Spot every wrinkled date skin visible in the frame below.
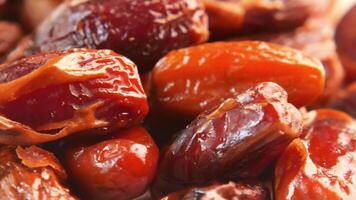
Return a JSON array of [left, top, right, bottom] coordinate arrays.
[[236, 18, 344, 106], [202, 0, 329, 38], [330, 83, 356, 119], [0, 145, 76, 199], [336, 5, 356, 83], [161, 181, 269, 200], [26, 0, 209, 72], [64, 127, 159, 200], [0, 22, 23, 61], [275, 109, 356, 200], [152, 82, 302, 196], [0, 49, 148, 145], [152, 41, 325, 120]]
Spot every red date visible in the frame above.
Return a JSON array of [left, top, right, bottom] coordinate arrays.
[[152, 82, 302, 196], [0, 145, 76, 199], [64, 127, 159, 200], [26, 0, 209, 72], [0, 49, 148, 145], [275, 109, 356, 200], [161, 181, 269, 200]]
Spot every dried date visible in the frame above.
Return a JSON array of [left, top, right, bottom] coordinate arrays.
[[0, 49, 148, 145], [152, 82, 302, 196], [26, 0, 209, 72], [275, 109, 356, 200], [64, 127, 159, 200]]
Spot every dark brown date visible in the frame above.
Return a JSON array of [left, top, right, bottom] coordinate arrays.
[[275, 109, 356, 200], [152, 82, 302, 196], [161, 182, 269, 200], [336, 5, 356, 83], [0, 145, 76, 199], [26, 0, 209, 72]]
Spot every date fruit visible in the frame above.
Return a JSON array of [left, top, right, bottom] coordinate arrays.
[[0, 49, 148, 145], [27, 0, 209, 72], [152, 82, 302, 196], [275, 109, 356, 200], [64, 127, 159, 200], [0, 145, 76, 199], [0, 21, 23, 61], [152, 41, 325, 119], [161, 181, 269, 200], [202, 0, 327, 37], [236, 18, 344, 106], [336, 5, 356, 83]]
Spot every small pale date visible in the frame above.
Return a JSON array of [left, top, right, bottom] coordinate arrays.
[[152, 82, 302, 196], [275, 109, 356, 200], [64, 127, 159, 200], [26, 0, 209, 72], [0, 145, 76, 199], [0, 49, 148, 145]]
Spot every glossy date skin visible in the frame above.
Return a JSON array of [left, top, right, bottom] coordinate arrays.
[[152, 82, 302, 196], [161, 181, 269, 200], [336, 5, 356, 83], [0, 145, 76, 199], [202, 0, 329, 38], [236, 18, 344, 106], [152, 41, 325, 120], [64, 127, 159, 200], [275, 109, 356, 200], [0, 49, 148, 145], [26, 0, 209, 72]]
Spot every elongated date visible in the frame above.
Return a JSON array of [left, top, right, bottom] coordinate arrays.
[[161, 181, 269, 200], [26, 0, 209, 72], [275, 109, 356, 200], [152, 41, 325, 119], [0, 49, 148, 145], [152, 82, 302, 196], [0, 145, 76, 199], [64, 127, 159, 200]]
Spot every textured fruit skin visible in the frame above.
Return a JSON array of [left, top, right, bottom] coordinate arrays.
[[162, 181, 269, 200], [152, 82, 302, 196], [0, 49, 148, 145], [275, 109, 356, 200], [64, 127, 159, 200], [202, 0, 328, 37], [336, 5, 356, 83], [330, 83, 356, 121], [152, 41, 325, 119], [0, 146, 76, 199], [236, 18, 344, 107], [27, 0, 209, 72]]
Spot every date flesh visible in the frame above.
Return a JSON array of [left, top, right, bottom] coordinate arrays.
[[0, 145, 76, 199], [152, 41, 325, 120], [64, 127, 159, 200], [0, 49, 148, 145], [275, 109, 356, 200], [26, 0, 209, 72], [235, 18, 344, 106], [202, 0, 326, 37], [152, 82, 302, 196], [336, 5, 356, 83], [161, 181, 269, 200]]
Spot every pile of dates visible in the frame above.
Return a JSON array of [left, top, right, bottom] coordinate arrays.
[[0, 0, 355, 200]]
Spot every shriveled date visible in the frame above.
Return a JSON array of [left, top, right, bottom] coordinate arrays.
[[27, 0, 209, 72], [161, 181, 269, 200], [152, 41, 325, 119], [152, 82, 302, 196], [0, 145, 76, 199], [64, 127, 159, 200], [275, 109, 356, 200], [0, 49, 148, 145]]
